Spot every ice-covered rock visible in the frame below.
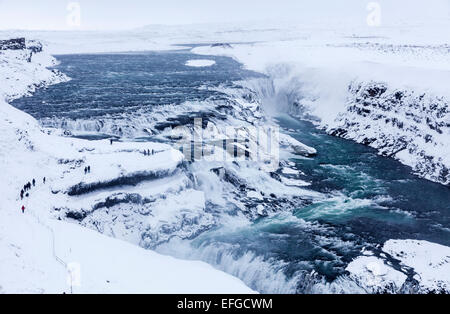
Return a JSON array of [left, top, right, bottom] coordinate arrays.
[[193, 27, 450, 187], [346, 239, 450, 294], [329, 81, 450, 186], [383, 239, 450, 293], [0, 40, 254, 293], [185, 59, 216, 67], [346, 256, 407, 293], [0, 38, 26, 50], [279, 133, 317, 157], [50, 142, 184, 195]]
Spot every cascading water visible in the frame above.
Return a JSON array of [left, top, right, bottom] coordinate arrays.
[[11, 50, 450, 294]]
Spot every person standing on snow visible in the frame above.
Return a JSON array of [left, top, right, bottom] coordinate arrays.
[[32, 179, 36, 187], [21, 205, 25, 214]]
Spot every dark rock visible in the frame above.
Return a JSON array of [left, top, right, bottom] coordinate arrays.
[[66, 210, 87, 221], [0, 38, 26, 50], [27, 40, 43, 53], [211, 43, 232, 48], [328, 81, 449, 185], [67, 167, 181, 196]]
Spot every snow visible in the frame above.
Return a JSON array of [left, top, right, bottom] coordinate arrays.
[[3, 23, 447, 186], [281, 167, 300, 175], [185, 59, 216, 67], [2, 16, 450, 293], [0, 205, 255, 294], [0, 47, 255, 294], [280, 176, 310, 187], [190, 23, 450, 185], [50, 219, 253, 294], [50, 141, 184, 194], [383, 239, 450, 293], [346, 256, 407, 293], [1, 30, 325, 293], [279, 133, 317, 157], [346, 239, 450, 293], [247, 191, 263, 200]]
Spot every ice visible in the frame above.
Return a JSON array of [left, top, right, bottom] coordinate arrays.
[[2, 14, 450, 293], [346, 239, 450, 293], [185, 59, 216, 67], [383, 239, 450, 293], [346, 256, 407, 293]]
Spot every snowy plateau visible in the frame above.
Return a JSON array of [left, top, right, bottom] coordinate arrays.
[[1, 18, 450, 294]]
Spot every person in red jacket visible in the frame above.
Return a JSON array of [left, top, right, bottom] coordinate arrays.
[[21, 205, 25, 213]]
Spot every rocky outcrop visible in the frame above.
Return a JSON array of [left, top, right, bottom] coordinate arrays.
[[67, 167, 181, 196], [345, 239, 450, 294], [211, 43, 232, 49], [26, 40, 43, 54], [328, 81, 449, 186], [245, 69, 449, 186], [0, 38, 26, 50], [0, 38, 44, 63]]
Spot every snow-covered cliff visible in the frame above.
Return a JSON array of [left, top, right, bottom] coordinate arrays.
[[329, 81, 449, 185], [345, 240, 450, 294], [193, 25, 450, 186]]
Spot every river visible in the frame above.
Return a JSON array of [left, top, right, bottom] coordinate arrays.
[[11, 50, 450, 293]]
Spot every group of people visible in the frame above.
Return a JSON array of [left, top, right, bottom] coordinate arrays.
[[143, 149, 155, 156], [84, 166, 91, 175], [20, 177, 46, 213], [20, 178, 45, 200]]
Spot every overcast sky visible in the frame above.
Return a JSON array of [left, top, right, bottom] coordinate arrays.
[[0, 0, 449, 30]]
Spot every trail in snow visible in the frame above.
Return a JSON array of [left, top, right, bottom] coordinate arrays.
[[23, 182, 73, 293]]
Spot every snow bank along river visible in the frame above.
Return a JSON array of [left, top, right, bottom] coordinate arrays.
[[10, 48, 450, 294]]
